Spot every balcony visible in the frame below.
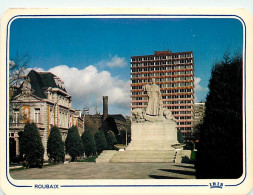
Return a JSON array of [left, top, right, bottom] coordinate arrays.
[[9, 123, 45, 130]]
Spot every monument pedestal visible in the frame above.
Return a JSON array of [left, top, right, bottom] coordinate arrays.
[[108, 121, 179, 163], [126, 121, 178, 151]]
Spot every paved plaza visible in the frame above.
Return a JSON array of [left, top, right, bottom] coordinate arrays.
[[10, 162, 195, 179]]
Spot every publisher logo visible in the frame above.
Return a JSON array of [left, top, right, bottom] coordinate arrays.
[[209, 182, 223, 189]]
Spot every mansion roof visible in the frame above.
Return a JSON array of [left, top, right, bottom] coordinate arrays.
[[12, 70, 67, 99]]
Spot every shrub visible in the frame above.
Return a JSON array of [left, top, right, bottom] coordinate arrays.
[[177, 130, 184, 144], [116, 130, 126, 145], [79, 155, 98, 162], [65, 126, 83, 161], [9, 138, 17, 163], [47, 126, 65, 164], [20, 122, 44, 168], [94, 131, 107, 154], [191, 151, 196, 162], [106, 130, 117, 150], [81, 130, 97, 157]]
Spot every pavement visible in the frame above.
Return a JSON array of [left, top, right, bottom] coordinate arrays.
[[10, 162, 195, 179]]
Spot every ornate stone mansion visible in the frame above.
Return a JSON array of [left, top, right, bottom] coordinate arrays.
[[9, 70, 84, 158]]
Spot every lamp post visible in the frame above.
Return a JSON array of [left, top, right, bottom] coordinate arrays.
[[125, 129, 127, 145]]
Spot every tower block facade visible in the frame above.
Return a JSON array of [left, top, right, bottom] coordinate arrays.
[[130, 50, 195, 138]]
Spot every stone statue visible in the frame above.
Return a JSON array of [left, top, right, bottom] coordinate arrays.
[[131, 78, 177, 123], [144, 78, 162, 116], [131, 108, 145, 123], [162, 108, 178, 122]]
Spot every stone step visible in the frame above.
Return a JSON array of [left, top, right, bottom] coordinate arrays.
[[102, 150, 118, 153], [115, 150, 176, 153], [96, 150, 117, 163], [112, 155, 176, 159], [126, 141, 177, 151], [115, 152, 168, 155], [110, 150, 176, 163], [110, 158, 175, 163], [112, 151, 175, 157], [99, 153, 117, 156], [111, 157, 175, 161]]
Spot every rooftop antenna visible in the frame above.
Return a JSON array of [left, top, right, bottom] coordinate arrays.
[[83, 106, 89, 115]]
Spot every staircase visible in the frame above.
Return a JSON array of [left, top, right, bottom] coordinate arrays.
[[95, 150, 117, 163], [110, 150, 177, 163]]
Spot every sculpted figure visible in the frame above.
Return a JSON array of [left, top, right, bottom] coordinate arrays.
[[163, 108, 178, 122], [132, 78, 176, 123], [144, 78, 162, 116], [131, 108, 145, 122]]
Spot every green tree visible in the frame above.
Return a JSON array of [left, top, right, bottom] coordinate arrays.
[[94, 131, 107, 154], [81, 130, 97, 157], [47, 126, 65, 164], [192, 124, 201, 140], [106, 130, 117, 150], [177, 130, 184, 144], [20, 122, 44, 168], [196, 53, 242, 179], [65, 126, 83, 161]]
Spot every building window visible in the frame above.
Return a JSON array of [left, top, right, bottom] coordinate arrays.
[[59, 111, 62, 126], [50, 107, 54, 125], [34, 108, 40, 123], [13, 109, 19, 123]]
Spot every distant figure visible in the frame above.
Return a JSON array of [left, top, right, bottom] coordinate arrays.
[[144, 78, 162, 116]]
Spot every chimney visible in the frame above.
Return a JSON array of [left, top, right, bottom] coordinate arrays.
[[103, 96, 108, 120]]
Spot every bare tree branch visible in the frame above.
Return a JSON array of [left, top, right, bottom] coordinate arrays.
[[9, 53, 30, 87]]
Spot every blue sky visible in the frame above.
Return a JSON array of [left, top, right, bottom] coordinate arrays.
[[9, 17, 243, 115]]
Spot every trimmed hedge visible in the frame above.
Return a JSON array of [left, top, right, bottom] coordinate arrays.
[[94, 131, 107, 154], [20, 122, 44, 168], [65, 126, 83, 161], [47, 126, 65, 164], [81, 130, 97, 157]]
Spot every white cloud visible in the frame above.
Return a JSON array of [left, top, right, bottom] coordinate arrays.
[[194, 77, 203, 92], [194, 77, 208, 102], [194, 77, 208, 92], [105, 55, 128, 68], [25, 65, 131, 115]]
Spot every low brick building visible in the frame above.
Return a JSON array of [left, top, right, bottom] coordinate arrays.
[[84, 96, 131, 142]]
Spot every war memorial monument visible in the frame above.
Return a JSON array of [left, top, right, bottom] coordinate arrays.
[[96, 78, 191, 163]]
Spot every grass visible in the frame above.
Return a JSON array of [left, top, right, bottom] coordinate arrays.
[[9, 167, 25, 172], [9, 162, 54, 172], [190, 150, 196, 162], [79, 155, 98, 162]]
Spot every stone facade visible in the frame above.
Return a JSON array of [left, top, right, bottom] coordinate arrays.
[[9, 70, 84, 159], [74, 110, 85, 136], [193, 101, 206, 128]]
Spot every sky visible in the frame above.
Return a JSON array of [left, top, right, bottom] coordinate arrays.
[[9, 17, 243, 116]]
